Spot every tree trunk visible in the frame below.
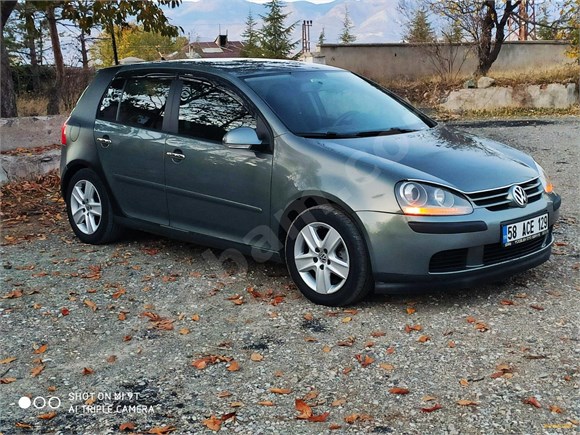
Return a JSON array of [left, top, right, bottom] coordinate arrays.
[[24, 7, 40, 92], [110, 18, 119, 65], [80, 30, 89, 71], [46, 4, 64, 115], [1, 0, 18, 118]]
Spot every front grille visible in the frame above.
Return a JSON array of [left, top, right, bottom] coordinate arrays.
[[429, 248, 468, 272], [483, 231, 551, 265], [466, 178, 543, 211]]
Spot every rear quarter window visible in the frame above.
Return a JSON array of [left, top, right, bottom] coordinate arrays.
[[97, 78, 125, 121]]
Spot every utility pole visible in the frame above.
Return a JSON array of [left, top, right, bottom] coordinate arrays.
[[302, 20, 312, 53]]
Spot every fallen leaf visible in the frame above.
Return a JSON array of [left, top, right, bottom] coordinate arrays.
[[344, 414, 360, 424], [179, 328, 190, 335], [523, 396, 541, 408], [404, 324, 422, 333], [83, 299, 97, 312], [106, 355, 117, 363], [270, 388, 292, 395], [530, 304, 544, 311], [466, 316, 476, 323], [47, 386, 57, 392], [421, 404, 443, 413], [515, 293, 528, 298], [355, 354, 375, 367], [31, 365, 44, 377], [60, 307, 70, 316], [148, 426, 177, 434], [0, 357, 17, 364], [457, 399, 478, 406], [302, 390, 319, 401], [549, 405, 563, 413], [406, 307, 416, 315], [191, 314, 200, 321], [227, 361, 240, 372], [379, 363, 394, 371], [448, 340, 456, 348], [303, 312, 314, 321], [123, 335, 132, 342], [331, 398, 346, 407], [230, 401, 244, 408], [371, 331, 386, 337], [329, 423, 342, 430], [250, 353, 264, 362], [15, 422, 33, 429], [337, 336, 355, 347], [342, 367, 352, 375], [295, 399, 313, 419], [258, 400, 275, 406], [389, 387, 409, 395], [38, 412, 57, 420], [342, 316, 352, 323], [475, 322, 489, 332], [119, 422, 136, 431], [501, 299, 515, 305], [308, 411, 330, 422], [418, 335, 430, 343], [304, 336, 318, 342], [322, 345, 332, 353], [33, 344, 48, 354], [2, 290, 23, 299], [217, 391, 232, 398], [460, 378, 469, 387], [422, 395, 437, 402], [0, 377, 17, 384], [386, 346, 395, 354], [82, 367, 94, 375], [112, 288, 126, 299]]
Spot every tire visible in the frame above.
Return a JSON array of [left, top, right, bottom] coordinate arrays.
[[285, 205, 373, 306], [65, 168, 121, 244]]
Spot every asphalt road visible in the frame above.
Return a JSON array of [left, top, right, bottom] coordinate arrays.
[[1, 117, 578, 434]]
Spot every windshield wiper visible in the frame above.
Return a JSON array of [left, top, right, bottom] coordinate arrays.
[[354, 128, 418, 137], [296, 132, 356, 139]]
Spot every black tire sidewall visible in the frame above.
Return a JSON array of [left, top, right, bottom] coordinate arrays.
[[285, 205, 372, 306], [65, 169, 117, 244]]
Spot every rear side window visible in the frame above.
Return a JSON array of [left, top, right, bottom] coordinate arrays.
[[97, 78, 124, 121], [117, 78, 172, 130], [178, 79, 256, 142]]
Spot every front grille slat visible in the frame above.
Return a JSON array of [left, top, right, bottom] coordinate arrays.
[[466, 178, 542, 211]]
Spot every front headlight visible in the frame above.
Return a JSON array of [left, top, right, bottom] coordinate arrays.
[[534, 162, 554, 193], [395, 181, 473, 216]]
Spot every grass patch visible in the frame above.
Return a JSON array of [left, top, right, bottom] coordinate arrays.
[[431, 105, 580, 122], [17, 95, 49, 117]]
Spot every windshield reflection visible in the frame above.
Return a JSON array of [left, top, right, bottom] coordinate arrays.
[[244, 71, 431, 137]]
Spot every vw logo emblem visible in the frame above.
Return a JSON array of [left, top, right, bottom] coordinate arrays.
[[509, 185, 528, 207]]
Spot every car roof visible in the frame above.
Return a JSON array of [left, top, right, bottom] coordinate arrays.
[[103, 58, 342, 78]]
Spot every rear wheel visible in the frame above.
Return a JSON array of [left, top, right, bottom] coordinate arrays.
[[285, 205, 373, 306], [65, 169, 120, 244]]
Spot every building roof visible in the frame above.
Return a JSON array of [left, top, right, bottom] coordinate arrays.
[[185, 34, 245, 59]]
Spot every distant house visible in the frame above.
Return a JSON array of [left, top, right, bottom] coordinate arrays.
[[185, 34, 244, 59]]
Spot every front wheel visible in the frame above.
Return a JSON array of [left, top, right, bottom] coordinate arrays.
[[65, 169, 120, 244], [285, 205, 373, 306]]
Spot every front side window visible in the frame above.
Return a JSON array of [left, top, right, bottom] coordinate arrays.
[[117, 78, 172, 130], [97, 78, 124, 121], [178, 79, 256, 142]]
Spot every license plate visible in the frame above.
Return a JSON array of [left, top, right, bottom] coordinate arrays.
[[502, 213, 548, 247]]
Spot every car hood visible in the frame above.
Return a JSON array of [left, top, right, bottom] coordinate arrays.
[[315, 125, 538, 193]]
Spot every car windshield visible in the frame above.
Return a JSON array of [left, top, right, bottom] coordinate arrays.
[[244, 70, 431, 138]]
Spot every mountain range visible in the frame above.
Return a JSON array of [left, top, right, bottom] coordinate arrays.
[[163, 0, 404, 45]]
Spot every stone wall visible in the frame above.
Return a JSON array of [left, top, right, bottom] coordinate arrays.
[[315, 41, 573, 82], [0, 115, 67, 151]]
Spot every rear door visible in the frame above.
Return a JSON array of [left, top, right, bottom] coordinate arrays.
[[94, 75, 174, 225], [164, 76, 274, 248]]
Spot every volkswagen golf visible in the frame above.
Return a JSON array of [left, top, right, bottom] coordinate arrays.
[[60, 59, 561, 306]]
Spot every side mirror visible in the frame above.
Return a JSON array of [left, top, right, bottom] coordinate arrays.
[[223, 127, 262, 149]]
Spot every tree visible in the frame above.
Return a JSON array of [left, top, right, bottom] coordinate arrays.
[[318, 27, 326, 46], [405, 7, 435, 42], [91, 24, 187, 66], [1, 0, 18, 117], [428, 0, 522, 76], [338, 5, 356, 44], [241, 10, 261, 57], [259, 0, 298, 59]]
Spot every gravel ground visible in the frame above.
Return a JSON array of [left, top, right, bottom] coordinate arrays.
[[1, 118, 578, 434]]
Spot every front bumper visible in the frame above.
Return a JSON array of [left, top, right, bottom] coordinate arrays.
[[357, 193, 560, 293]]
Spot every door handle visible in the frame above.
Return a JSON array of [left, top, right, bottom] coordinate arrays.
[[166, 151, 185, 161], [96, 136, 112, 147]]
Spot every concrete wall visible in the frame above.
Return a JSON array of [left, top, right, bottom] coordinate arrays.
[[316, 41, 572, 82], [0, 115, 67, 151]]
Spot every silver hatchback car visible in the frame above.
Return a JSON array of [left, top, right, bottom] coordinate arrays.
[[60, 59, 561, 306]]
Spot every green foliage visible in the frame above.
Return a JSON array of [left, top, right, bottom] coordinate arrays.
[[241, 11, 261, 57], [338, 5, 356, 44], [91, 24, 188, 67], [405, 7, 435, 43], [259, 0, 298, 59]]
